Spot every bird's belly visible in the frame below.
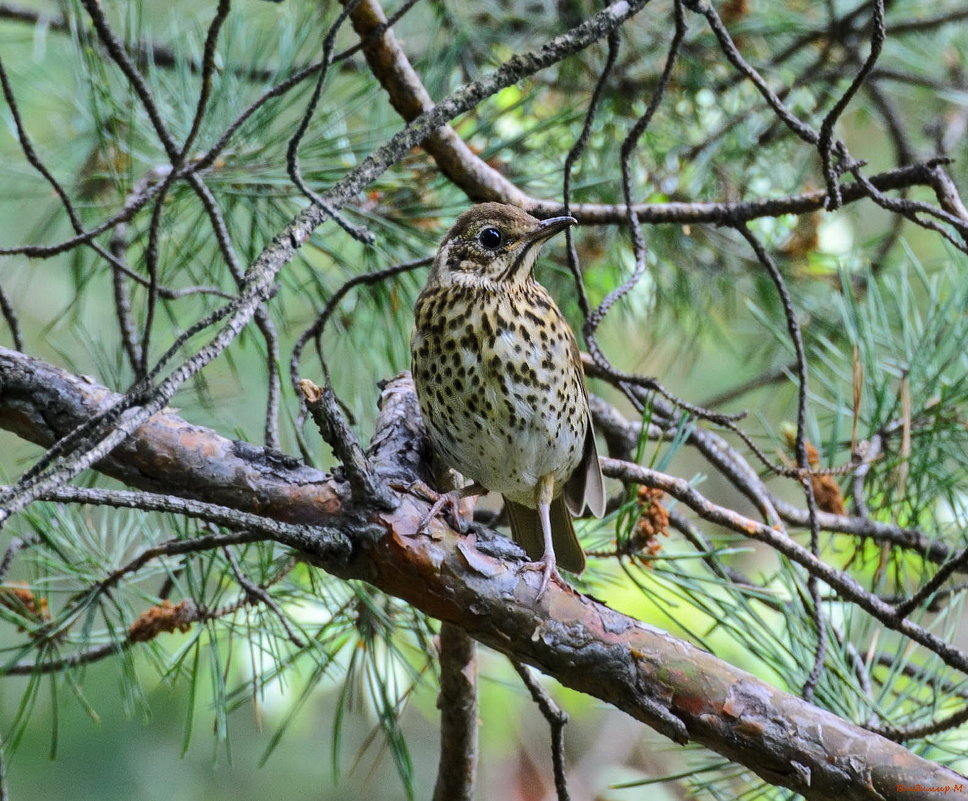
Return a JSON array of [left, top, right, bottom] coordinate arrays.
[[414, 321, 586, 505]]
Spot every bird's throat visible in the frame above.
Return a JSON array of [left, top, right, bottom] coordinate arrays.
[[499, 240, 540, 283]]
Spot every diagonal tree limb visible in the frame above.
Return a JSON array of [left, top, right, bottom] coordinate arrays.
[[1, 348, 965, 799], [342, 0, 968, 236], [344, 0, 533, 207], [3, 344, 965, 670]]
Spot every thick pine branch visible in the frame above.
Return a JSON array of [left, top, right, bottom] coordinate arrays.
[[0, 347, 964, 801]]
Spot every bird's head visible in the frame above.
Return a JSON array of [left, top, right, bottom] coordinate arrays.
[[428, 202, 576, 289]]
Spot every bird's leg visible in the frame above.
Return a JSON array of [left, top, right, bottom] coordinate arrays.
[[412, 481, 488, 533], [531, 474, 559, 598]]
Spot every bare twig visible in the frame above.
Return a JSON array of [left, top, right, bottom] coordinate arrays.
[[734, 226, 826, 698], [432, 624, 478, 801], [223, 545, 305, 647], [0, 485, 351, 564], [109, 222, 144, 371], [286, 0, 374, 245], [0, 56, 139, 277], [289, 256, 430, 391], [683, 0, 818, 145], [893, 546, 968, 619], [888, 8, 968, 35], [0, 284, 22, 352], [583, 0, 688, 424], [136, 0, 232, 376], [4, 641, 133, 675], [512, 661, 571, 801], [0, 535, 38, 580], [701, 361, 796, 408], [299, 379, 396, 509], [870, 702, 968, 743], [817, 0, 886, 210], [563, 27, 621, 319], [0, 729, 8, 801]]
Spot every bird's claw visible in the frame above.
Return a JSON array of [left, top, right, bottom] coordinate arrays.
[[417, 489, 465, 534], [388, 480, 466, 533], [521, 555, 558, 599]]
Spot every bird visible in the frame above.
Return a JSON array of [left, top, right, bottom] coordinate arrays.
[[411, 202, 605, 596]]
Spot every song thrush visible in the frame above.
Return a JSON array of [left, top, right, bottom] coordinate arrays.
[[411, 202, 605, 596]]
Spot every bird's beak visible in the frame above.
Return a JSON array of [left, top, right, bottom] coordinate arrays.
[[523, 215, 577, 244]]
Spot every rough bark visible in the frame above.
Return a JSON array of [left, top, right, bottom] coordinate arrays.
[[0, 346, 344, 523], [0, 346, 965, 801]]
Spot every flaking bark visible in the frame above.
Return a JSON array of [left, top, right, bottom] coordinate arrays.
[[0, 347, 964, 800]]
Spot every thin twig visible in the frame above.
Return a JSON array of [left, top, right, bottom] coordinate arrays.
[[0, 56, 140, 277], [701, 361, 796, 408], [562, 28, 621, 319], [869, 702, 968, 743], [894, 546, 968, 619], [818, 0, 885, 210], [109, 222, 143, 371], [511, 660, 571, 801], [3, 641, 132, 676], [289, 256, 430, 445], [0, 535, 38, 580], [888, 7, 968, 35], [583, 0, 685, 386], [299, 379, 396, 509], [0, 283, 23, 352], [734, 225, 826, 699], [286, 0, 374, 245], [134, 0, 232, 375], [0, 485, 351, 561], [223, 545, 305, 647], [0, 729, 8, 801], [684, 0, 818, 145]]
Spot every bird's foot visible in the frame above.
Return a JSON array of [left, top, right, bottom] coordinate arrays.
[[418, 488, 467, 534], [521, 554, 559, 600], [388, 479, 467, 533]]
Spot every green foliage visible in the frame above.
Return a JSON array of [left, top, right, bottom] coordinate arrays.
[[2, 0, 968, 798]]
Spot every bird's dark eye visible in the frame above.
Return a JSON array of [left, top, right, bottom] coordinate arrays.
[[478, 227, 503, 249]]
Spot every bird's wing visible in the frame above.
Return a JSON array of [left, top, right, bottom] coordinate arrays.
[[564, 418, 606, 518], [564, 337, 606, 518]]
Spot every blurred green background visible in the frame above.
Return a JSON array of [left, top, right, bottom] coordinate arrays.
[[2, 0, 967, 798]]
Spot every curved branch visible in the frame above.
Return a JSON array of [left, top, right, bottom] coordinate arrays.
[[344, 0, 532, 207], [0, 349, 965, 799], [344, 0, 963, 230]]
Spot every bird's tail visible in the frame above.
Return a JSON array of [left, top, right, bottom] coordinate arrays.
[[504, 496, 586, 574]]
